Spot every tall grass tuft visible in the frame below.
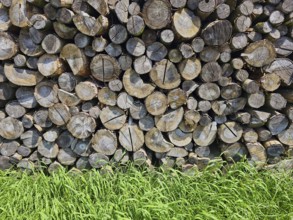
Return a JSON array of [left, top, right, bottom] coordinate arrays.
[[0, 162, 292, 220]]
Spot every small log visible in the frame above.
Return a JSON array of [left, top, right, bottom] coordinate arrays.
[[249, 110, 271, 128], [257, 128, 272, 142], [127, 15, 145, 36], [56, 130, 75, 149], [37, 140, 59, 158], [242, 79, 259, 94], [201, 62, 222, 82], [109, 24, 128, 44], [67, 113, 96, 139], [221, 83, 242, 100], [145, 127, 173, 153], [200, 47, 220, 63], [216, 3, 230, 19], [143, 0, 171, 30], [86, 0, 109, 15], [41, 34, 64, 54], [115, 0, 129, 23], [179, 43, 194, 59], [198, 101, 211, 112], [119, 123, 144, 152], [53, 22, 77, 39], [76, 157, 91, 170], [0, 140, 19, 156], [90, 54, 120, 82], [58, 89, 81, 107], [193, 122, 217, 147], [58, 72, 77, 92], [48, 103, 71, 126], [97, 87, 117, 106], [0, 156, 12, 170], [74, 33, 90, 49], [267, 113, 289, 135], [168, 128, 192, 147], [260, 73, 281, 92], [33, 109, 52, 128], [218, 122, 243, 144], [0, 117, 23, 140], [201, 20, 232, 46], [168, 49, 182, 63], [117, 92, 134, 109], [248, 91, 265, 109], [133, 55, 152, 74], [129, 100, 147, 120], [263, 139, 285, 158], [220, 142, 248, 162], [128, 2, 140, 15], [266, 93, 287, 110], [5, 101, 26, 118], [0, 5, 11, 32], [75, 81, 98, 101], [61, 44, 88, 76], [278, 124, 293, 146], [146, 42, 167, 61], [16, 87, 37, 109], [191, 37, 205, 53], [37, 54, 65, 77], [123, 69, 155, 99], [197, 0, 216, 19], [241, 40, 276, 67], [234, 15, 251, 32], [246, 142, 267, 164], [178, 57, 201, 80], [168, 88, 186, 109], [160, 29, 174, 45], [155, 107, 184, 132], [22, 114, 34, 128], [150, 59, 181, 90], [112, 148, 129, 164], [173, 8, 201, 39], [243, 128, 258, 143], [133, 149, 147, 166], [167, 148, 188, 158], [19, 29, 44, 57], [139, 115, 155, 131], [89, 153, 109, 168], [34, 81, 58, 108], [274, 37, 293, 56], [26, 57, 38, 70], [13, 54, 27, 67], [43, 128, 60, 142], [197, 83, 220, 101], [109, 79, 123, 92], [91, 129, 117, 155], [100, 106, 127, 130], [0, 32, 17, 60], [48, 161, 62, 173], [57, 148, 77, 165], [17, 145, 31, 157], [105, 43, 122, 57], [9, 0, 30, 27], [56, 8, 74, 24]]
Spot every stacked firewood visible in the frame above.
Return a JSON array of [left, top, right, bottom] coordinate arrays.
[[0, 0, 293, 172]]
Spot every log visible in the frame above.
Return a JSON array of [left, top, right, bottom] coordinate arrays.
[[58, 89, 81, 107], [123, 69, 155, 99], [86, 0, 109, 16], [109, 79, 123, 92], [129, 100, 147, 120], [241, 40, 276, 67], [167, 88, 186, 109], [143, 0, 171, 30], [37, 54, 65, 77], [22, 114, 34, 128], [67, 113, 96, 139], [97, 87, 117, 106], [100, 106, 127, 130], [41, 34, 64, 55], [57, 148, 77, 165], [5, 101, 26, 118], [155, 107, 184, 132], [119, 122, 144, 152], [168, 128, 192, 147], [116, 92, 133, 109], [246, 142, 267, 164], [56, 130, 75, 149], [260, 73, 281, 92], [264, 58, 293, 85], [193, 122, 217, 147], [89, 152, 109, 168], [0, 117, 23, 140], [160, 29, 174, 45], [267, 113, 289, 135], [90, 54, 120, 82], [263, 139, 285, 158], [0, 140, 19, 156], [115, 0, 129, 24], [200, 47, 220, 63], [150, 59, 181, 90], [33, 109, 52, 128], [197, 83, 220, 101], [13, 54, 27, 67], [58, 72, 77, 92], [53, 22, 77, 39], [218, 122, 243, 144], [220, 142, 248, 162], [146, 42, 167, 61], [34, 81, 59, 108], [0, 32, 17, 60], [38, 140, 59, 158], [56, 8, 74, 24], [0, 5, 11, 32], [19, 29, 44, 57], [139, 115, 154, 131], [61, 44, 88, 76], [145, 128, 173, 153], [221, 83, 242, 100], [9, 0, 30, 27], [75, 81, 98, 101], [248, 91, 265, 109], [266, 93, 287, 110], [127, 15, 145, 36], [91, 129, 117, 155], [128, 2, 140, 15], [16, 87, 37, 109], [178, 57, 201, 80], [48, 103, 71, 126], [109, 24, 128, 44]]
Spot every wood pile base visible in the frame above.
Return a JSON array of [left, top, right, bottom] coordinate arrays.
[[0, 0, 293, 172]]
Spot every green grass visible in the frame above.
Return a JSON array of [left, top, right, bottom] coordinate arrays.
[[0, 162, 292, 220]]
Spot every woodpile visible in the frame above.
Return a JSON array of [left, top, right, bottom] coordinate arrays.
[[0, 0, 293, 172]]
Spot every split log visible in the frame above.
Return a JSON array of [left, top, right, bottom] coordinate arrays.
[[19, 29, 44, 57], [155, 107, 184, 132], [4, 63, 44, 86], [34, 81, 59, 108], [38, 140, 59, 158], [246, 142, 267, 164], [115, 0, 129, 24], [173, 8, 201, 39], [139, 115, 154, 131], [90, 54, 120, 82], [58, 72, 77, 92], [129, 100, 147, 120], [37, 54, 65, 77], [60, 44, 88, 76], [33, 109, 52, 128], [218, 122, 243, 144], [119, 123, 144, 152], [100, 106, 127, 130], [89, 152, 109, 168], [5, 101, 26, 118], [53, 22, 77, 39], [70, 138, 91, 157], [178, 57, 201, 80], [117, 92, 134, 109], [58, 89, 81, 107], [123, 69, 155, 99], [220, 142, 248, 162], [75, 81, 98, 101], [86, 0, 109, 15], [0, 117, 23, 140], [56, 130, 75, 148], [145, 128, 173, 153], [48, 103, 71, 126], [193, 122, 217, 147], [16, 87, 37, 109], [57, 148, 77, 165], [263, 139, 285, 158], [0, 32, 17, 60], [168, 129, 192, 147], [167, 88, 186, 109]]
